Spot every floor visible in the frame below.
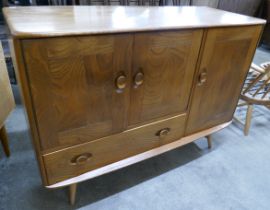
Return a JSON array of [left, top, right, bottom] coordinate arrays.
[[0, 48, 270, 210]]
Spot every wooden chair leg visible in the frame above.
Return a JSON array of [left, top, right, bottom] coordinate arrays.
[[206, 135, 212, 149], [244, 104, 253, 136], [69, 183, 77, 205], [0, 126, 10, 157]]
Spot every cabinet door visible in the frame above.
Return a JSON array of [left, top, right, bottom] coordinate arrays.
[[186, 26, 262, 134], [23, 35, 132, 151], [129, 30, 203, 126]]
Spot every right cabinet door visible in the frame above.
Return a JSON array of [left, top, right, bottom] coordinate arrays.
[[186, 26, 262, 135]]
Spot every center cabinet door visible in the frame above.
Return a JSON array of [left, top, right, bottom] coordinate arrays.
[[23, 35, 133, 151], [129, 30, 203, 126]]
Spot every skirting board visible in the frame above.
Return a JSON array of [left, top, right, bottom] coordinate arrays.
[[46, 121, 231, 189]]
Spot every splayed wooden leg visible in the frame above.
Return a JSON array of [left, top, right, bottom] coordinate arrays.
[[244, 104, 253, 136], [0, 126, 10, 157], [206, 135, 212, 149], [69, 183, 77, 205]]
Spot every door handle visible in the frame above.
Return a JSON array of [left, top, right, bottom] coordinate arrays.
[[134, 71, 144, 88], [70, 153, 92, 165], [198, 70, 207, 86], [115, 74, 127, 92], [156, 128, 170, 139]]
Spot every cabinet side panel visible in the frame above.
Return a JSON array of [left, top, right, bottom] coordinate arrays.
[[9, 38, 48, 185]]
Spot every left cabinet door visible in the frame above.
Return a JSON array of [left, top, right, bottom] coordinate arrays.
[[23, 35, 133, 151]]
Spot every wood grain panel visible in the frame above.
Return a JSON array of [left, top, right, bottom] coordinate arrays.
[[186, 25, 263, 134], [129, 30, 203, 126], [43, 114, 186, 184], [9, 39, 49, 185], [23, 35, 133, 151]]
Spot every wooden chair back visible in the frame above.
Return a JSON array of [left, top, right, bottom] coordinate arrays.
[[241, 63, 270, 106]]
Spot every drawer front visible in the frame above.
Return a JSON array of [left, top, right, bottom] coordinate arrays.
[[43, 114, 186, 184]]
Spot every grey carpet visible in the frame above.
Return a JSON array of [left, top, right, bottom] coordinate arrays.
[[0, 48, 270, 210]]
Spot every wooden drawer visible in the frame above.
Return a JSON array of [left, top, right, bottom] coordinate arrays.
[[43, 114, 186, 184]]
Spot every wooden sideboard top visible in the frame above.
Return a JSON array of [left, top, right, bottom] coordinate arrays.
[[3, 6, 265, 38]]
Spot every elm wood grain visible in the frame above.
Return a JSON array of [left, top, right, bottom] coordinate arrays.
[[47, 121, 231, 189], [186, 25, 263, 135], [182, 28, 208, 138], [43, 114, 186, 184], [129, 30, 203, 125], [9, 39, 49, 185], [3, 6, 265, 38], [0, 126, 10, 157], [23, 35, 133, 151]]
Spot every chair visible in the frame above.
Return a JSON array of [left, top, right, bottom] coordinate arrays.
[[0, 42, 15, 157], [234, 62, 270, 135]]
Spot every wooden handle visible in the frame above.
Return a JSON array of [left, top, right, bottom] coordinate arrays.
[[198, 71, 207, 86], [134, 71, 144, 88], [70, 153, 92, 165], [115, 74, 127, 91], [157, 128, 170, 139]]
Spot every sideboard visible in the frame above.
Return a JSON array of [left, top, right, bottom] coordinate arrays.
[[3, 6, 265, 204]]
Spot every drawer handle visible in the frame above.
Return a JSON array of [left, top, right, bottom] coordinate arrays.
[[70, 153, 92, 165], [157, 128, 170, 139], [115, 74, 127, 92], [198, 70, 207, 86], [134, 71, 144, 88]]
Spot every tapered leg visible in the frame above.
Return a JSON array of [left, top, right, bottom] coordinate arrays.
[[0, 126, 10, 157], [206, 135, 212, 149], [69, 183, 77, 205], [244, 104, 253, 136]]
